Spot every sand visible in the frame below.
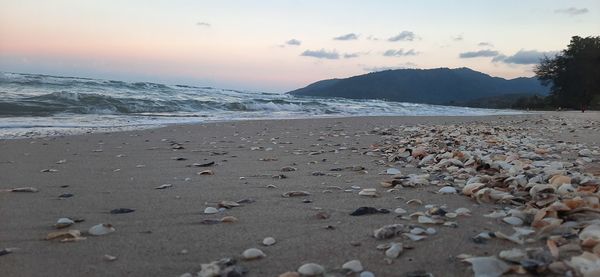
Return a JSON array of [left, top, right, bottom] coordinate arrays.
[[1, 112, 599, 277]]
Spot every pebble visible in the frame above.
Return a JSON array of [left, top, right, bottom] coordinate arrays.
[[262, 237, 276, 246], [297, 263, 325, 276], [342, 259, 363, 272], [241, 248, 265, 260]]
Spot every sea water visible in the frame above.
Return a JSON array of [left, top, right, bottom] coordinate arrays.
[[0, 72, 520, 138]]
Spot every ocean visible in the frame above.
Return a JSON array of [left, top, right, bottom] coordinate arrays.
[[0, 72, 520, 138]]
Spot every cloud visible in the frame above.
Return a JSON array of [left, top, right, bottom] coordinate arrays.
[[333, 33, 359, 41], [493, 49, 558, 64], [388, 31, 417, 42], [363, 62, 418, 72], [286, 39, 302, 46], [383, 49, 418, 57], [300, 49, 339, 59], [478, 42, 493, 47], [555, 7, 589, 15], [459, 49, 499, 58], [367, 35, 380, 41], [343, 53, 361, 58], [452, 34, 464, 41], [196, 22, 211, 27]]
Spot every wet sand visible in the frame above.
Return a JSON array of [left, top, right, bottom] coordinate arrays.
[[1, 112, 599, 277]]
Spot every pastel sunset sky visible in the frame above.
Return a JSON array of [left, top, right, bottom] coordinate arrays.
[[1, 0, 598, 92]]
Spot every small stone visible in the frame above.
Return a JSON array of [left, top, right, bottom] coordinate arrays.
[[342, 260, 363, 272], [297, 263, 325, 276], [262, 237, 276, 246], [242, 248, 265, 260], [204, 207, 219, 214]]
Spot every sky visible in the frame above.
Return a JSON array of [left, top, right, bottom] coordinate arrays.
[[0, 0, 598, 92]]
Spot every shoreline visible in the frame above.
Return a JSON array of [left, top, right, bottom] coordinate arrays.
[[1, 112, 599, 276]]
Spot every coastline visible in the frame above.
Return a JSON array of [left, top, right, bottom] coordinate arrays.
[[1, 112, 599, 276]]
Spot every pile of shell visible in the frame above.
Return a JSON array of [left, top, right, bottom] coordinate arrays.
[[370, 120, 600, 276]]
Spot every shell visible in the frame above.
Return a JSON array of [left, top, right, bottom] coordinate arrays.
[[462, 182, 486, 196], [502, 216, 524, 226], [262, 237, 276, 246], [297, 263, 325, 276], [385, 242, 403, 258], [498, 248, 527, 263], [220, 216, 238, 223], [282, 191, 310, 198], [341, 260, 363, 272], [88, 224, 115, 236], [242, 248, 265, 260], [358, 188, 379, 197], [204, 207, 219, 214], [55, 218, 75, 229], [438, 186, 457, 194]]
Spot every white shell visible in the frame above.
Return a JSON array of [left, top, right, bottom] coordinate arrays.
[[262, 237, 276, 246], [502, 216, 523, 226], [241, 248, 265, 260], [438, 186, 457, 194], [498, 248, 527, 262], [55, 218, 75, 228], [464, 257, 511, 277], [88, 223, 115, 236], [394, 208, 407, 214], [385, 168, 401, 175], [385, 242, 403, 258], [360, 272, 375, 277], [297, 263, 325, 276], [204, 207, 219, 214], [342, 260, 363, 272]]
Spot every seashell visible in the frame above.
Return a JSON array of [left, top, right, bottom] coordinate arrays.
[[455, 207, 471, 216], [394, 207, 407, 214], [88, 223, 115, 236], [218, 200, 240, 209], [9, 187, 39, 193], [385, 242, 403, 258], [46, 229, 84, 242], [385, 168, 401, 175], [417, 215, 438, 224], [358, 188, 379, 197], [55, 218, 75, 229], [579, 149, 593, 157], [197, 170, 214, 175], [549, 175, 571, 187], [426, 227, 437, 235], [498, 248, 527, 263], [438, 186, 457, 194], [297, 263, 325, 276], [403, 233, 426, 241], [579, 224, 600, 244], [557, 183, 575, 195], [502, 216, 523, 226], [242, 248, 265, 260], [103, 254, 117, 261], [220, 216, 238, 223], [110, 208, 135, 214], [262, 237, 276, 246], [464, 256, 511, 277], [566, 252, 600, 277], [529, 184, 555, 198], [445, 213, 457, 218], [406, 199, 422, 205], [462, 182, 486, 196], [410, 227, 426, 235], [341, 260, 363, 272], [281, 166, 297, 172], [155, 184, 173, 189], [373, 224, 404, 240], [204, 207, 219, 214], [360, 272, 375, 277], [483, 210, 507, 218], [282, 191, 310, 198], [278, 272, 300, 277]]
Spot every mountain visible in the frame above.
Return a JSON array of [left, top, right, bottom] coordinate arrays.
[[287, 67, 549, 106]]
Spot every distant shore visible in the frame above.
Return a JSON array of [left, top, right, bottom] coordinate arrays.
[[1, 112, 599, 276]]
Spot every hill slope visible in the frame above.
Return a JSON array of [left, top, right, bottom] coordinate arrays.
[[287, 67, 549, 105]]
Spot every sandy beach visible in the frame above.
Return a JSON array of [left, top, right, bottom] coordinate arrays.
[[1, 112, 599, 277]]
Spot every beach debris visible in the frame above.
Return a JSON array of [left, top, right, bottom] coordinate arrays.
[[385, 168, 401, 175], [190, 161, 215, 167], [220, 216, 238, 223], [262, 237, 276, 246], [350, 207, 390, 216], [0, 248, 18, 256], [278, 272, 300, 277], [373, 224, 405, 240], [4, 187, 38, 193], [242, 248, 265, 260], [204, 207, 219, 214], [88, 224, 115, 236], [360, 272, 375, 277], [463, 256, 511, 277], [103, 254, 118, 262], [58, 193, 74, 199], [155, 184, 173, 189], [110, 208, 135, 214], [297, 263, 325, 276], [218, 200, 240, 209], [46, 229, 85, 242], [55, 218, 75, 229], [385, 242, 403, 258], [358, 188, 379, 197], [498, 248, 527, 263], [282, 191, 310, 198], [342, 260, 363, 272], [394, 208, 407, 214], [198, 170, 214, 175], [438, 186, 457, 194]]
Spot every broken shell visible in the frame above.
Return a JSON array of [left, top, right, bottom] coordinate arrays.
[[197, 170, 214, 175], [385, 243, 403, 258], [498, 248, 527, 263], [358, 188, 379, 197], [88, 224, 115, 236], [464, 256, 511, 277], [9, 187, 39, 193], [218, 200, 241, 209], [342, 260, 363, 272], [104, 254, 118, 261], [462, 182, 486, 196], [155, 184, 173, 189], [373, 224, 404, 240], [297, 263, 325, 276], [262, 237, 276, 246], [406, 199, 423, 205], [204, 207, 219, 214], [46, 229, 84, 241], [403, 233, 426, 241], [455, 207, 471, 216], [242, 248, 265, 260], [385, 168, 401, 175], [502, 216, 524, 226], [282, 191, 310, 198], [55, 218, 75, 229]]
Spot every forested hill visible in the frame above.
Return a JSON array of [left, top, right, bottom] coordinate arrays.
[[287, 67, 549, 105]]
